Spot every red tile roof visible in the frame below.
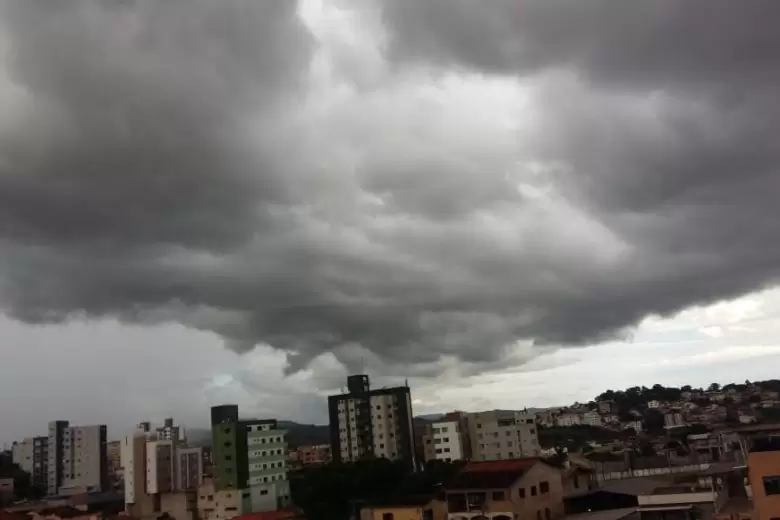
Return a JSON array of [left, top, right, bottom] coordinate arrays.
[[447, 458, 542, 491], [462, 458, 539, 473]]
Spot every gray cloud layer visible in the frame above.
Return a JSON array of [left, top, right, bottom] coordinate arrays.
[[1, 0, 779, 376]]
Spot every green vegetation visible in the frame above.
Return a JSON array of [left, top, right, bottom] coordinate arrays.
[[538, 425, 628, 452], [290, 459, 462, 520]]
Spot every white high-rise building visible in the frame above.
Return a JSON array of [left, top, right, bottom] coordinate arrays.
[[426, 417, 469, 462], [328, 375, 417, 470], [47, 421, 107, 495]]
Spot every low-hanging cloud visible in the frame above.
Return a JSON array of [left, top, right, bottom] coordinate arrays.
[[1, 0, 780, 376]]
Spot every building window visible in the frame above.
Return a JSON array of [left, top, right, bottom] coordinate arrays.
[[531, 486, 537, 496], [545, 508, 551, 520], [519, 488, 526, 498], [764, 476, 780, 495], [225, 455, 232, 461], [536, 511, 541, 520], [383, 514, 394, 520], [260, 489, 268, 495], [492, 491, 505, 501], [540, 481, 549, 494], [574, 476, 580, 489]]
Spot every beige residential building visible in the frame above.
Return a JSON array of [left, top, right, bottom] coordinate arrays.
[[468, 410, 540, 461], [421, 412, 471, 463], [445, 459, 565, 520], [197, 477, 242, 520], [122, 426, 204, 519], [53, 424, 108, 495]]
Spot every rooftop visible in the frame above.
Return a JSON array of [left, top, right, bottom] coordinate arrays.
[[447, 459, 541, 491]]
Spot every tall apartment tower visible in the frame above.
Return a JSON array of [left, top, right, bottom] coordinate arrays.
[[328, 375, 417, 470], [46, 421, 107, 495], [47, 420, 69, 495], [210, 405, 291, 513], [467, 409, 541, 461]]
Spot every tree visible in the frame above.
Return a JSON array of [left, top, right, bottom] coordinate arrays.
[[643, 409, 665, 433], [708, 383, 721, 392]]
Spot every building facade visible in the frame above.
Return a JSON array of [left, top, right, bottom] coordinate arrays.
[[467, 410, 540, 461], [157, 418, 185, 445], [46, 422, 107, 495], [12, 436, 48, 490], [295, 444, 331, 466], [177, 447, 204, 490], [47, 420, 69, 495], [747, 437, 780, 520], [210, 405, 291, 514], [422, 413, 471, 463], [328, 375, 417, 470], [122, 423, 205, 518], [445, 459, 565, 520]]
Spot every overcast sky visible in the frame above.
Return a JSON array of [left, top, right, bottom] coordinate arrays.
[[3, 0, 780, 444]]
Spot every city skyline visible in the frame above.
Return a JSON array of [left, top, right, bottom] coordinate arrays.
[[3, 1, 780, 450]]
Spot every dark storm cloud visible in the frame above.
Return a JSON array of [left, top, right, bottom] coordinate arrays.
[[0, 0, 310, 248], [2, 0, 780, 375], [378, 0, 780, 86]]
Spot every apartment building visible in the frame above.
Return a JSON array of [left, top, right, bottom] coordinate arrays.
[[64, 425, 108, 494], [47, 420, 69, 495], [46, 421, 107, 495], [555, 414, 582, 427], [146, 440, 175, 494], [12, 436, 48, 489], [467, 410, 540, 461], [177, 447, 204, 490], [421, 413, 471, 463], [295, 444, 331, 466], [157, 418, 186, 445], [106, 440, 122, 489], [122, 424, 205, 518], [210, 405, 292, 514], [328, 375, 417, 470]]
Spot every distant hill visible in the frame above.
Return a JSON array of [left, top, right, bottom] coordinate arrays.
[[185, 422, 329, 449], [186, 410, 552, 449]]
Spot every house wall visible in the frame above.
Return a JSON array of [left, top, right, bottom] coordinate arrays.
[[361, 506, 426, 520], [748, 450, 780, 520], [446, 463, 565, 520]]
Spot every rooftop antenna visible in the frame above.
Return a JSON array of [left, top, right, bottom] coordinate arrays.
[[405, 378, 409, 388]]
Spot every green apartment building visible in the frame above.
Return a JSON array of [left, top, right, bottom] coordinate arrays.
[[210, 405, 291, 513]]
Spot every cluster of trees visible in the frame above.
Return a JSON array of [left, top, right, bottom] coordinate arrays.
[[290, 459, 462, 520], [0, 450, 37, 505], [538, 425, 629, 451], [596, 379, 780, 409]]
